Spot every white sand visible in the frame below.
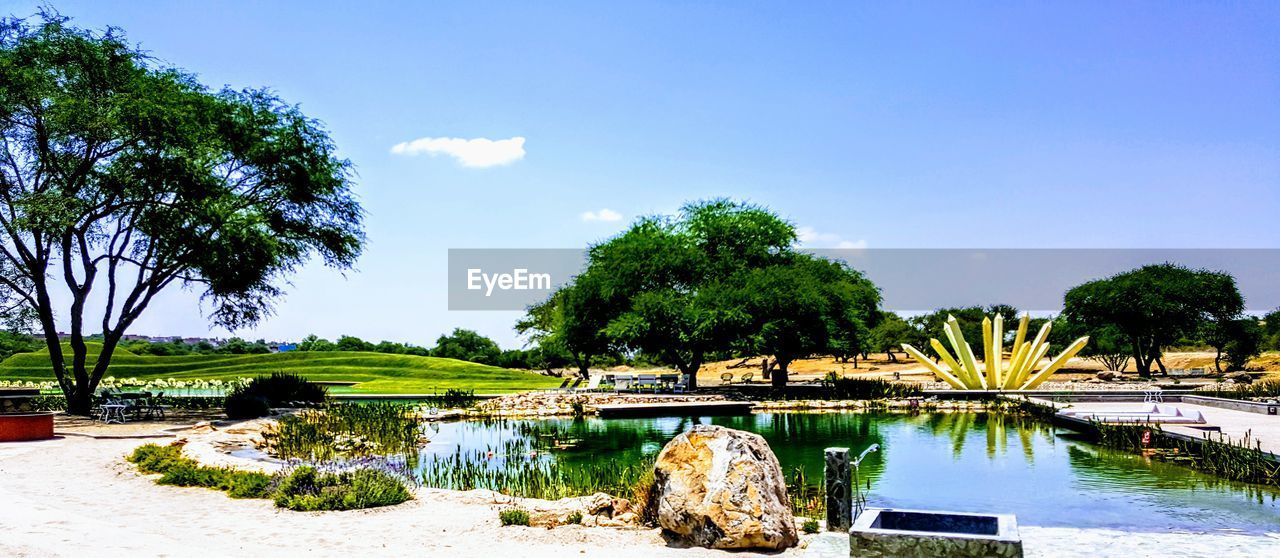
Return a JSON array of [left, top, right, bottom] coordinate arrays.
[[3, 436, 1278, 558], [0, 436, 801, 557]]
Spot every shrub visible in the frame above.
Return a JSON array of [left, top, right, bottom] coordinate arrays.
[[157, 462, 231, 488], [224, 372, 328, 418], [566, 510, 583, 525], [127, 444, 191, 473], [802, 518, 820, 534], [225, 392, 272, 419], [127, 445, 409, 510], [499, 508, 530, 526], [273, 466, 412, 511], [235, 372, 327, 405], [223, 471, 275, 498]]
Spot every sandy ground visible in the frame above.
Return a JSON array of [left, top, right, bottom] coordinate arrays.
[[4, 436, 1278, 558], [0, 436, 803, 558]]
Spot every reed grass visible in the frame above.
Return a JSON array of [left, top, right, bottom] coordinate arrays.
[[1092, 421, 1280, 486], [263, 402, 424, 461]]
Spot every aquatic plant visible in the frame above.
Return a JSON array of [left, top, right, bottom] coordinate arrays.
[[1092, 422, 1280, 486], [820, 373, 923, 399], [420, 445, 654, 502], [418, 388, 478, 409], [902, 313, 1088, 390], [787, 465, 825, 518], [262, 402, 424, 461]]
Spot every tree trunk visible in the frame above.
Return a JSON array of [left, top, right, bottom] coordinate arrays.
[[1131, 338, 1152, 378], [771, 358, 790, 389], [886, 351, 897, 363], [1214, 347, 1224, 374]]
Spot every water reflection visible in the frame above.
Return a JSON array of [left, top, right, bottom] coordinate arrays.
[[419, 412, 1280, 533]]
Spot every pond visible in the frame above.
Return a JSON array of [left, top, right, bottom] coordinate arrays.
[[416, 412, 1280, 534]]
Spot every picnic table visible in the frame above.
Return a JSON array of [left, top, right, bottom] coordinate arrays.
[[95, 391, 168, 422]]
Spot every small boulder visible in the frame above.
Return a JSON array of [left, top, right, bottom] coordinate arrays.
[[1227, 372, 1253, 385], [652, 425, 798, 550], [1096, 371, 1117, 381]]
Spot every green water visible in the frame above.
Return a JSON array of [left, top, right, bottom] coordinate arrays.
[[419, 412, 1280, 534]]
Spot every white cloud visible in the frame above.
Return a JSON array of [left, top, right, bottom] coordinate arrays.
[[581, 208, 623, 222], [390, 136, 526, 168], [796, 226, 867, 250]]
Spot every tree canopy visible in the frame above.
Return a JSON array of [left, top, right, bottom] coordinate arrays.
[[1062, 263, 1244, 376], [0, 14, 364, 412], [523, 199, 881, 388]]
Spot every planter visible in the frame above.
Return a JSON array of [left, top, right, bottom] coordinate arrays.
[[0, 412, 55, 442], [850, 508, 1022, 558]]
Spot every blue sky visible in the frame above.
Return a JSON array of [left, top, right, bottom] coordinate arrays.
[[6, 1, 1279, 347]]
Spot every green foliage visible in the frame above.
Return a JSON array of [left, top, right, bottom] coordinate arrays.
[[0, 331, 40, 362], [868, 312, 923, 362], [273, 466, 412, 511], [499, 508, 531, 526], [262, 403, 422, 461], [431, 328, 502, 366], [820, 373, 923, 399], [1262, 309, 1280, 351], [566, 510, 583, 524], [1064, 264, 1244, 376], [802, 518, 820, 534], [735, 255, 881, 386]]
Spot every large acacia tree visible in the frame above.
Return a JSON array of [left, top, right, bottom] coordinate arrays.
[[526, 199, 882, 389], [1062, 264, 1243, 377], [0, 15, 364, 413]]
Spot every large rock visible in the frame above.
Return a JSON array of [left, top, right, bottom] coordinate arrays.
[[652, 425, 798, 550]]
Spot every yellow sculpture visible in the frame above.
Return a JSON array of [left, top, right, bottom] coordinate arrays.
[[901, 313, 1088, 390]]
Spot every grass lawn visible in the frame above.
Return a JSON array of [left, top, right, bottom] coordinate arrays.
[[0, 343, 562, 394]]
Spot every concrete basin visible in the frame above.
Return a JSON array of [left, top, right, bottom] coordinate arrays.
[[850, 508, 1022, 558]]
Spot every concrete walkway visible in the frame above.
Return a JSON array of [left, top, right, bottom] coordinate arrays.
[[1035, 399, 1280, 454]]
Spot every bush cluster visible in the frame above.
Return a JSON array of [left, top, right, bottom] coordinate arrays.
[[225, 372, 328, 419], [129, 444, 275, 499], [127, 444, 410, 510], [273, 466, 411, 511]]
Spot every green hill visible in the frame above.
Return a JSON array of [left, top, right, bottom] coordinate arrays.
[[0, 343, 560, 394]]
